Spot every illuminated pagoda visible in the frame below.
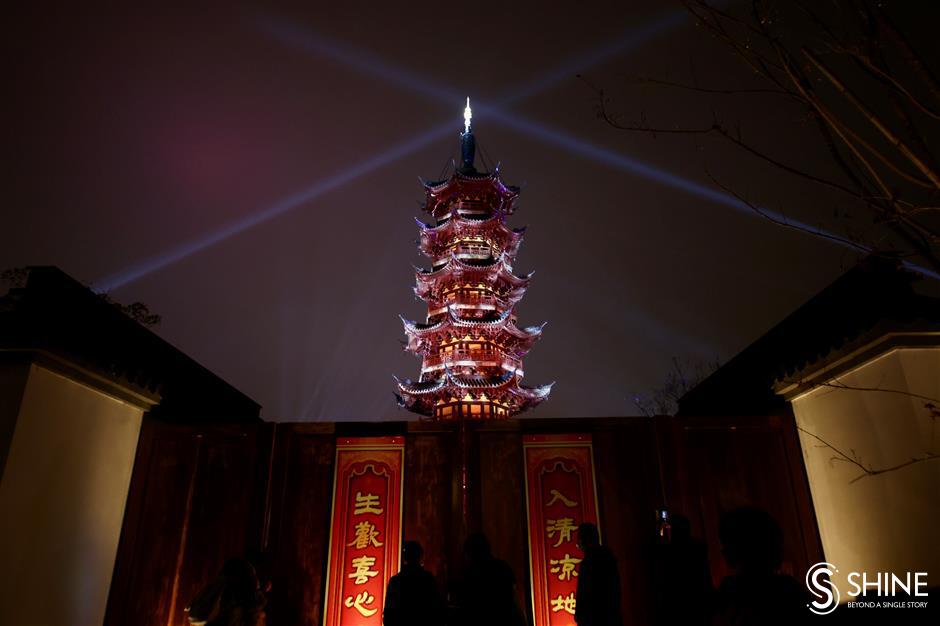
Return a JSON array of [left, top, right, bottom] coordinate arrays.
[[396, 99, 552, 420]]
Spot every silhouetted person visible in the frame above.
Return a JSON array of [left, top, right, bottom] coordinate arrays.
[[712, 507, 806, 626], [458, 532, 525, 626], [575, 523, 622, 626], [654, 513, 713, 625], [186, 557, 266, 626], [384, 541, 443, 626]]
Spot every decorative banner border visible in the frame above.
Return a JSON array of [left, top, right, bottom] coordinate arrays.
[[323, 437, 405, 626], [523, 434, 600, 626]]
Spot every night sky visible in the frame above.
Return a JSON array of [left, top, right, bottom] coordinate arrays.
[[10, 1, 915, 421]]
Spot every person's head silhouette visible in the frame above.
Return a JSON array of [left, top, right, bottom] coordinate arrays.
[[402, 540, 424, 567], [463, 532, 492, 564], [718, 507, 783, 575], [577, 522, 600, 551]]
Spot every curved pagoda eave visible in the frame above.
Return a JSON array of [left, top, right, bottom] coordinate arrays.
[[396, 374, 553, 419], [421, 171, 520, 219], [415, 216, 525, 259], [413, 255, 533, 299], [399, 307, 544, 342]]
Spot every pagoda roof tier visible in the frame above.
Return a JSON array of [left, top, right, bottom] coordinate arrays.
[[414, 252, 532, 295], [415, 274, 529, 304], [420, 351, 523, 378], [403, 331, 541, 360], [509, 380, 554, 401], [401, 306, 545, 339], [394, 372, 553, 418], [402, 324, 543, 359], [400, 306, 511, 336], [392, 376, 447, 395], [395, 370, 514, 395], [415, 215, 525, 260], [419, 170, 520, 220], [400, 307, 545, 356], [423, 286, 527, 315]]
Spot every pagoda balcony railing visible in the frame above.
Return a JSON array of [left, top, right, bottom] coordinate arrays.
[[453, 244, 495, 259], [455, 199, 488, 215], [433, 399, 512, 420], [421, 350, 522, 375], [428, 296, 500, 316]]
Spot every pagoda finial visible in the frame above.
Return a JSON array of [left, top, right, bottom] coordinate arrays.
[[464, 97, 472, 133], [460, 97, 476, 172]]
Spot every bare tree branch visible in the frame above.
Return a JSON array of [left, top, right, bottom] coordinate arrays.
[[875, 5, 940, 106], [802, 47, 940, 189], [705, 171, 872, 253], [587, 81, 867, 200], [833, 44, 940, 122], [797, 426, 940, 484], [816, 380, 940, 405], [592, 0, 940, 272], [623, 74, 792, 97]]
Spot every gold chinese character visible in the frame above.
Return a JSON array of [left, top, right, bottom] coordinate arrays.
[[347, 521, 383, 549], [550, 592, 576, 615], [344, 591, 378, 617], [546, 517, 577, 547], [546, 489, 578, 507], [348, 556, 379, 584], [549, 553, 582, 581], [354, 492, 384, 515]]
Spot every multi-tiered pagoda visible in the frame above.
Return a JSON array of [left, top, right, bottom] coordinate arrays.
[[396, 100, 552, 420]]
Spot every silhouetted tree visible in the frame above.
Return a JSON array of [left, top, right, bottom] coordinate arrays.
[[589, 0, 940, 275], [633, 356, 719, 416]]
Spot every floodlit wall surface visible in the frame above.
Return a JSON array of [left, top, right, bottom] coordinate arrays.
[[0, 364, 143, 626], [792, 347, 940, 600]]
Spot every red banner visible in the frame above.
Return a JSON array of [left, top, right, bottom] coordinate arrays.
[[323, 437, 404, 626], [523, 434, 600, 626]]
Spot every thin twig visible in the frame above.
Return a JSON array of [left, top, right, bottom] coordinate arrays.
[[875, 5, 940, 106], [625, 75, 792, 97], [797, 427, 940, 483], [593, 90, 866, 201], [705, 171, 872, 252], [817, 380, 940, 405], [803, 47, 940, 190], [833, 45, 940, 122]]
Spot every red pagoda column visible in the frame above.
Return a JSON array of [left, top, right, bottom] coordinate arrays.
[[395, 100, 553, 422]]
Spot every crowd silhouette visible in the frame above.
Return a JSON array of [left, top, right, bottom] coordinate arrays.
[[188, 507, 809, 626]]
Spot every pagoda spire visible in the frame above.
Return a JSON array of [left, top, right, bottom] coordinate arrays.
[[396, 101, 552, 421], [459, 96, 476, 173], [463, 97, 472, 133]]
